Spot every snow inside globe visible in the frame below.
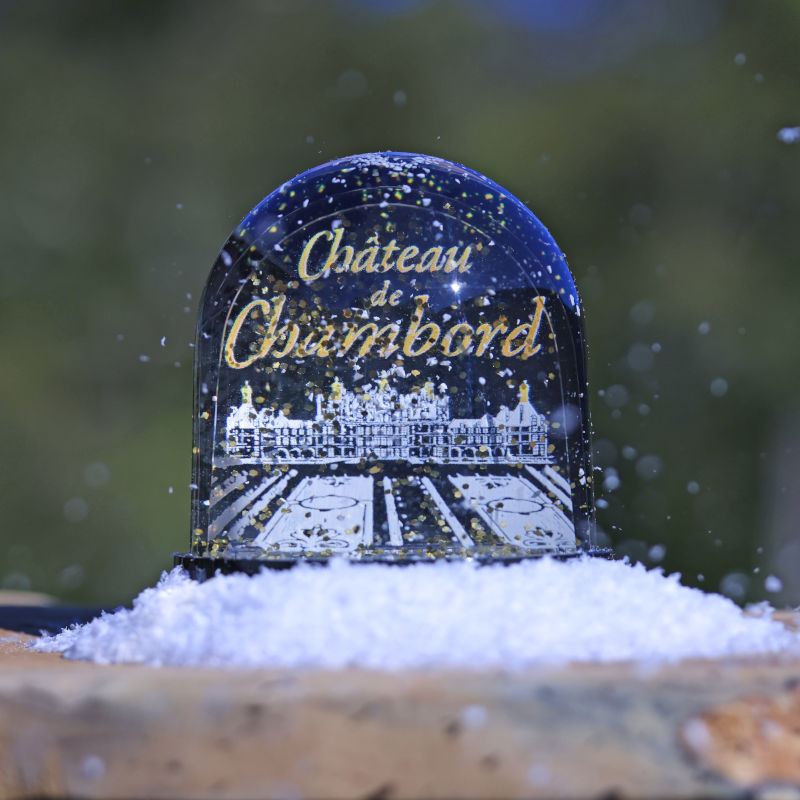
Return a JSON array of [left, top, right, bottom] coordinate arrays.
[[177, 152, 602, 577]]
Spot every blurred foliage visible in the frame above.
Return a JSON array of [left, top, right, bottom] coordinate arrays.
[[1, 0, 799, 606]]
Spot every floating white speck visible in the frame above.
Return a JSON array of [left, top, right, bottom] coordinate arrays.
[[765, 575, 783, 593], [710, 377, 729, 397], [603, 468, 620, 492], [778, 126, 800, 144], [648, 544, 666, 563], [80, 755, 106, 781], [460, 705, 488, 728]]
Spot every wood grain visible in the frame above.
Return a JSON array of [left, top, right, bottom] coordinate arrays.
[[2, 623, 800, 798]]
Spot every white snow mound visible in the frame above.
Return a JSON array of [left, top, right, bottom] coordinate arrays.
[[32, 558, 800, 669]]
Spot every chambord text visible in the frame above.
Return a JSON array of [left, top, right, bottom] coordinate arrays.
[[224, 294, 548, 368]]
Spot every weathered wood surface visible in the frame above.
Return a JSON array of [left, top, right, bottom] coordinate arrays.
[[2, 620, 800, 799]]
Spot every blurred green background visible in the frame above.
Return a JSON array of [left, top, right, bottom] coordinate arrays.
[[1, 0, 799, 607]]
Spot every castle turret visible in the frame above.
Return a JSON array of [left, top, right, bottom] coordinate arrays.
[[241, 381, 253, 405], [519, 379, 530, 403]]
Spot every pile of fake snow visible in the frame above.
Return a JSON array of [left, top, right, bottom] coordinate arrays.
[[33, 558, 800, 669]]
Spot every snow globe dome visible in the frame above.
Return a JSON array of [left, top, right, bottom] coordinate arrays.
[[177, 152, 601, 578]]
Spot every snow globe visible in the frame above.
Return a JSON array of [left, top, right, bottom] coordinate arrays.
[[176, 152, 602, 577]]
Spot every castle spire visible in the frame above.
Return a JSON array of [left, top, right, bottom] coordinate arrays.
[[519, 380, 530, 403], [424, 380, 434, 399], [241, 381, 253, 405], [331, 378, 342, 402], [379, 376, 388, 393]]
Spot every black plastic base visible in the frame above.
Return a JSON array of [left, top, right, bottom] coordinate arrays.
[[173, 549, 614, 581]]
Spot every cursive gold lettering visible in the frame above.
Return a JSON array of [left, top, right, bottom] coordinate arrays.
[[403, 295, 440, 357], [441, 323, 474, 356], [501, 296, 546, 359], [443, 245, 472, 273], [396, 245, 419, 273], [297, 229, 474, 280]]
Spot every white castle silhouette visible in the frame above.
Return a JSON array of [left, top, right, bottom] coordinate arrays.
[[225, 378, 550, 464]]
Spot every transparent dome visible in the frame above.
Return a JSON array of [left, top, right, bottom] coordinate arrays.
[[179, 152, 599, 576]]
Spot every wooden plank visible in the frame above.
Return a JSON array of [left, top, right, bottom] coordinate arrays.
[[2, 621, 800, 798]]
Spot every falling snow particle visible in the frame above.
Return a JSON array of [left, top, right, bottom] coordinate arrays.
[[59, 564, 85, 590], [627, 343, 654, 372], [603, 385, 629, 409], [687, 481, 700, 495], [63, 497, 89, 523], [80, 755, 106, 781], [460, 705, 489, 728], [603, 468, 620, 492], [777, 127, 800, 144], [710, 377, 729, 397], [765, 575, 783, 593], [636, 455, 663, 481], [84, 462, 110, 487], [683, 718, 711, 751], [720, 572, 749, 601], [698, 321, 710, 335], [648, 544, 666, 563], [629, 300, 655, 325]]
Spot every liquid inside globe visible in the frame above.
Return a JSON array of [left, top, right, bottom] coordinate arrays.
[[179, 152, 600, 575]]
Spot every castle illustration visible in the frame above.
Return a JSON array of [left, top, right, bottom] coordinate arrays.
[[224, 377, 550, 464]]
